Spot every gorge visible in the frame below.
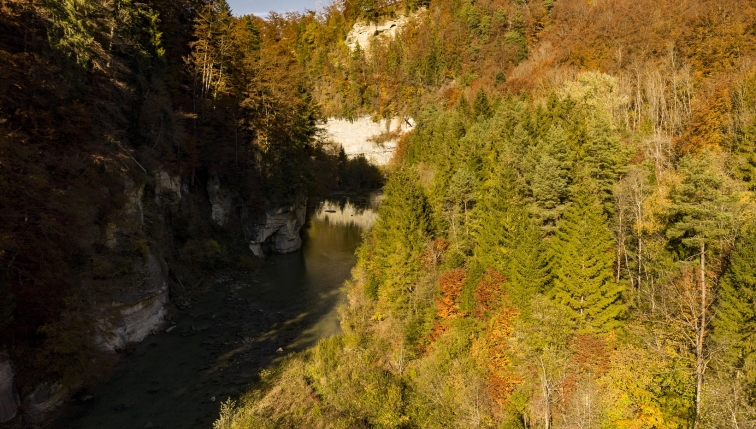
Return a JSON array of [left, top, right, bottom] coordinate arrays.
[[5, 0, 756, 427]]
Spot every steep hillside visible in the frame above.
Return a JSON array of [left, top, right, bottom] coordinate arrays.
[[214, 0, 756, 428], [0, 0, 382, 424]]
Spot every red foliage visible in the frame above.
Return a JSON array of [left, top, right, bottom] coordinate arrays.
[[474, 268, 508, 319], [436, 268, 467, 320]]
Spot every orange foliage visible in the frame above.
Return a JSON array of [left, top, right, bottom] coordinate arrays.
[[474, 268, 508, 319], [475, 269, 520, 412], [484, 308, 520, 412], [427, 267, 467, 345], [420, 237, 450, 269], [570, 334, 611, 376], [436, 268, 467, 320], [675, 82, 732, 155]]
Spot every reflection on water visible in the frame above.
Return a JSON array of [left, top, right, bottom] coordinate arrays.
[[52, 194, 380, 429], [312, 192, 383, 229]]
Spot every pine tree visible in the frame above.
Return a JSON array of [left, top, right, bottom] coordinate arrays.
[[507, 219, 550, 311], [549, 182, 624, 334], [579, 116, 627, 214], [711, 222, 756, 399], [473, 88, 492, 119], [470, 165, 551, 311]]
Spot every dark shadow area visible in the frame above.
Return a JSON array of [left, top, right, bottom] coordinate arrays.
[[50, 196, 377, 429]]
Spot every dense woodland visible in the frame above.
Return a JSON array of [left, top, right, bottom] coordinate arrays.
[[0, 0, 382, 408], [212, 0, 756, 428], [4, 0, 756, 427]]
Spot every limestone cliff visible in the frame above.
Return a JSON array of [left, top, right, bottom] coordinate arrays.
[[322, 116, 413, 166], [345, 9, 424, 54], [243, 197, 307, 257]]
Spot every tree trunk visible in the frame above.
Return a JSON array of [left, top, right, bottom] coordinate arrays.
[[539, 357, 551, 429], [694, 241, 706, 429]]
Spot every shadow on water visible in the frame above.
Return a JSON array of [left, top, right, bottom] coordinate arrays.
[[51, 194, 380, 429]]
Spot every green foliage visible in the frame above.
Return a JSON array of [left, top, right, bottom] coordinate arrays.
[[367, 167, 430, 317], [549, 183, 624, 333], [666, 153, 735, 260], [527, 125, 574, 231], [711, 221, 756, 397], [43, 0, 96, 65]]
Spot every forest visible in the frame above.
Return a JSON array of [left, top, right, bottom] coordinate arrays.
[[2, 0, 756, 427], [212, 0, 756, 428], [0, 0, 380, 421]]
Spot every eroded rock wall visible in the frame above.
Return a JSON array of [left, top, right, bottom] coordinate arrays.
[[322, 116, 413, 166], [243, 197, 307, 256], [93, 252, 169, 352]]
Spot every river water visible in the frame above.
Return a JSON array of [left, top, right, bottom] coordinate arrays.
[[52, 194, 379, 429]]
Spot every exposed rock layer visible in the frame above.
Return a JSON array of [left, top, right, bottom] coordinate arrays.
[[322, 116, 413, 165], [93, 252, 169, 352], [244, 197, 307, 256]]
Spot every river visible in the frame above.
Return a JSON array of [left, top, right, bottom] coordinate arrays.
[[52, 194, 380, 429]]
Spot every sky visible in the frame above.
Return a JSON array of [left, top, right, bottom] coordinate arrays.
[[229, 0, 324, 16]]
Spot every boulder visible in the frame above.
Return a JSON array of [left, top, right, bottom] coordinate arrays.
[[22, 381, 69, 423]]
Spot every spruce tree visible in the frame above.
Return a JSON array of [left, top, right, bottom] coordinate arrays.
[[528, 125, 574, 232], [711, 222, 756, 399], [507, 219, 550, 311], [665, 153, 735, 429], [471, 166, 522, 274], [471, 166, 549, 310], [549, 182, 624, 333], [369, 167, 431, 315]]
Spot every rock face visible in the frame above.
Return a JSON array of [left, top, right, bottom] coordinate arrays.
[[94, 252, 169, 352], [244, 197, 307, 256], [104, 178, 146, 249], [322, 116, 414, 165], [207, 174, 234, 227], [346, 12, 419, 53], [155, 169, 181, 204], [0, 355, 18, 423], [22, 381, 70, 423]]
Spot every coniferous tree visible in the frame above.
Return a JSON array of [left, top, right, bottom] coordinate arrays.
[[549, 182, 624, 334], [369, 167, 431, 314], [711, 222, 756, 402], [507, 219, 550, 311], [528, 125, 574, 232], [666, 153, 735, 429], [471, 166, 521, 273], [580, 116, 627, 213]]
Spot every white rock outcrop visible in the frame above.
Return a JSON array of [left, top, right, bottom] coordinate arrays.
[[322, 116, 413, 166], [155, 169, 181, 204], [346, 16, 409, 52], [207, 174, 234, 227], [94, 252, 169, 352], [0, 355, 18, 423], [346, 10, 424, 53], [244, 198, 307, 256]]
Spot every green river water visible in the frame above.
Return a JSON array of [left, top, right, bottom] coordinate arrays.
[[52, 194, 379, 429]]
